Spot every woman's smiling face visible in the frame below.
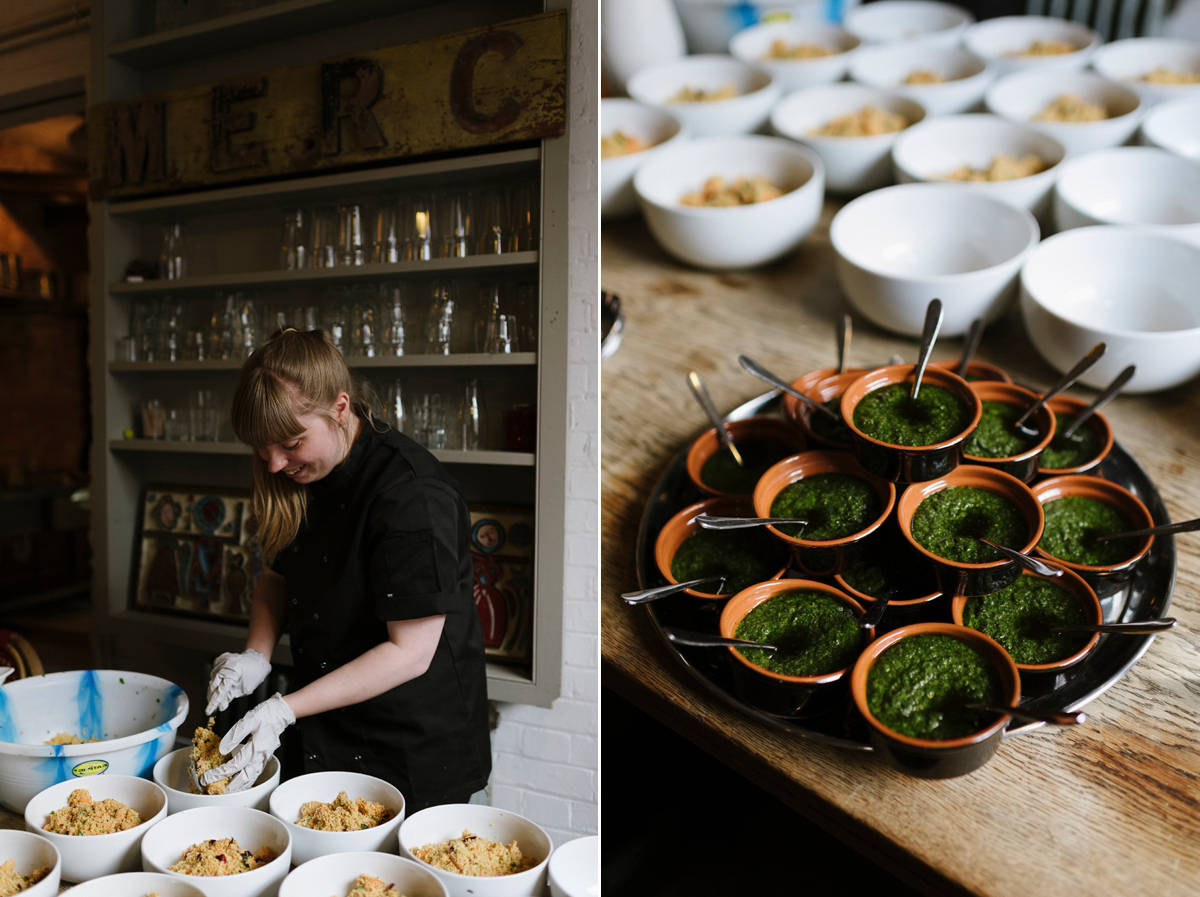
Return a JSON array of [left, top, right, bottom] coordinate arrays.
[[257, 392, 353, 485]]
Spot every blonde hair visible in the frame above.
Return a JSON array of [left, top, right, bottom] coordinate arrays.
[[231, 328, 376, 559]]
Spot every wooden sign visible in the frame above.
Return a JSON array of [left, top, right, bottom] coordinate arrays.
[[89, 11, 566, 200]]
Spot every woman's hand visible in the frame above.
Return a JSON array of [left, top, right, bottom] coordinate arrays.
[[201, 693, 296, 793], [205, 648, 272, 715]]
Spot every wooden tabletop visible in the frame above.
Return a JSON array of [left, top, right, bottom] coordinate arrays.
[[601, 204, 1200, 897]]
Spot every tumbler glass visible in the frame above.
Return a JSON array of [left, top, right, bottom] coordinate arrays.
[[412, 392, 447, 449], [337, 203, 364, 266], [405, 191, 435, 261], [372, 200, 401, 264], [437, 188, 473, 259], [380, 282, 407, 356], [280, 208, 309, 270], [160, 222, 187, 280], [323, 289, 350, 354], [460, 378, 487, 450], [424, 279, 457, 355], [383, 379, 407, 434], [508, 177, 538, 252], [477, 185, 508, 255], [310, 206, 338, 268], [190, 389, 220, 442], [349, 284, 379, 357]]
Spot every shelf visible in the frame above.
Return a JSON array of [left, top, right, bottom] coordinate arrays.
[[108, 439, 535, 466], [109, 353, 537, 373]]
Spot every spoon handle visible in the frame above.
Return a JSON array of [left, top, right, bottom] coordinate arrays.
[[688, 371, 744, 468], [621, 576, 727, 604], [957, 317, 984, 378], [1050, 618, 1177, 634], [857, 589, 897, 630], [911, 299, 944, 401], [969, 703, 1086, 726], [663, 628, 778, 651], [1013, 341, 1106, 433], [979, 538, 1063, 577], [1094, 517, 1200, 542], [738, 355, 841, 420], [1062, 364, 1136, 439], [837, 314, 852, 375], [697, 514, 808, 530]]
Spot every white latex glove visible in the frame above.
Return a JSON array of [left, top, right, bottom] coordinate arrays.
[[201, 693, 295, 794], [205, 648, 271, 715]]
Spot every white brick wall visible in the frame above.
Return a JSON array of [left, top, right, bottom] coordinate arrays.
[[487, 0, 599, 848]]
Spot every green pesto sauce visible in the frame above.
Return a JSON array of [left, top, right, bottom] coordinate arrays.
[[700, 438, 796, 494], [1040, 413, 1103, 470], [733, 589, 864, 677], [853, 383, 971, 447], [866, 633, 1002, 741], [1038, 495, 1134, 567], [768, 472, 882, 541], [670, 527, 785, 594], [809, 396, 853, 445], [961, 576, 1089, 665], [910, 486, 1028, 563], [964, 400, 1041, 459]]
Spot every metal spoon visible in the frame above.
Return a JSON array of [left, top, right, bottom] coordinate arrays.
[[978, 538, 1063, 577], [738, 354, 841, 421], [910, 298, 943, 401], [837, 313, 852, 374], [697, 514, 808, 530], [1094, 517, 1200, 542], [956, 317, 984, 378], [1049, 618, 1177, 635], [621, 576, 728, 604], [967, 703, 1086, 726], [1061, 364, 1136, 439], [663, 628, 779, 651], [857, 588, 898, 630], [1013, 342, 1107, 436], [687, 370, 744, 468]]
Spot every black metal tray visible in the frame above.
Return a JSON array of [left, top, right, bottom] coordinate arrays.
[[634, 391, 1177, 749]]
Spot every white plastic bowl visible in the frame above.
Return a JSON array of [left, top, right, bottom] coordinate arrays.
[[830, 182, 1040, 337], [65, 871, 208, 897], [1052, 146, 1200, 246], [24, 775, 168, 883], [547, 835, 598, 897], [849, 43, 995, 117], [844, 0, 974, 47], [891, 113, 1066, 219], [601, 98, 688, 219], [729, 21, 862, 92], [633, 134, 825, 269], [0, 830, 61, 897], [963, 16, 1100, 76], [625, 53, 782, 137], [153, 748, 281, 815], [140, 806, 292, 897], [985, 69, 1142, 157], [267, 770, 405, 867], [771, 82, 925, 194], [0, 670, 189, 813], [278, 851, 448, 897], [1139, 95, 1200, 161], [1091, 38, 1200, 108], [1020, 226, 1200, 392], [398, 803, 551, 897]]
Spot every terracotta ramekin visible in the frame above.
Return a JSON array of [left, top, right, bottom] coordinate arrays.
[[962, 381, 1058, 483], [930, 358, 1013, 383], [685, 415, 808, 498], [1036, 395, 1115, 477], [782, 366, 870, 449]]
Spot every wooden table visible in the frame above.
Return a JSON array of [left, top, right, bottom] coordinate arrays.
[[601, 204, 1200, 897]]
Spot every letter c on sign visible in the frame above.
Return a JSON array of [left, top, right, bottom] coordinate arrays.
[[450, 31, 523, 134]]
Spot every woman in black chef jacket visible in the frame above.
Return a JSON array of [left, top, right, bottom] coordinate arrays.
[[199, 327, 492, 812]]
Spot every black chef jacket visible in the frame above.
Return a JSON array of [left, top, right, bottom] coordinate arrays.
[[271, 415, 492, 811]]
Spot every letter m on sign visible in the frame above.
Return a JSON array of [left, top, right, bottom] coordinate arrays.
[[108, 99, 166, 188]]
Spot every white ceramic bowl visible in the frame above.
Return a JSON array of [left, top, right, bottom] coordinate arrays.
[[891, 113, 1066, 219], [600, 98, 687, 220], [0, 670, 189, 813], [844, 0, 974, 47], [278, 852, 447, 897], [398, 804, 551, 897], [770, 82, 925, 194], [140, 806, 292, 897], [65, 871, 208, 897], [985, 69, 1142, 157], [547, 835, 598, 897], [1020, 226, 1200, 393], [267, 770, 405, 867], [849, 43, 995, 117], [672, 0, 866, 54], [0, 830, 61, 897], [633, 134, 825, 269], [729, 21, 862, 92], [1052, 146, 1200, 245], [830, 182, 1040, 337], [1091, 38, 1200, 108], [1139, 95, 1200, 161], [153, 748, 281, 815], [24, 775, 168, 883], [625, 53, 782, 137], [962, 16, 1100, 76]]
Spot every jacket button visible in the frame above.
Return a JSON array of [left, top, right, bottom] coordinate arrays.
[[293, 546, 299, 552], [292, 598, 298, 605], [340, 504, 346, 510], [353, 754, 363, 762], [307, 754, 317, 763], [319, 661, 328, 670], [323, 556, 328, 562]]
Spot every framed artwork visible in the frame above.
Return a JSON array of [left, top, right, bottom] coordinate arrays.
[[469, 504, 534, 665], [132, 486, 265, 622]]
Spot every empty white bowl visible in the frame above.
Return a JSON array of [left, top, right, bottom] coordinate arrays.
[[1020, 226, 1200, 392], [66, 871, 208, 897], [25, 775, 168, 883], [849, 43, 996, 116], [985, 69, 1142, 157], [398, 803, 551, 897], [267, 770, 405, 867], [1052, 146, 1200, 245], [625, 53, 782, 137], [547, 835, 598, 897], [729, 21, 862, 92], [830, 182, 1040, 337], [1139, 95, 1200, 161], [0, 830, 61, 897], [844, 0, 974, 47], [633, 134, 825, 269], [140, 806, 292, 897], [963, 16, 1100, 76], [891, 113, 1066, 219], [153, 748, 281, 815], [278, 852, 447, 897], [601, 98, 688, 219], [771, 83, 925, 194], [1091, 38, 1200, 108]]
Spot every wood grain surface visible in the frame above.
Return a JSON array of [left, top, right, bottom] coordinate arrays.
[[601, 204, 1200, 897]]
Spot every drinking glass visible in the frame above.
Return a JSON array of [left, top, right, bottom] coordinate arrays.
[[412, 392, 447, 449], [160, 222, 187, 279], [405, 191, 435, 261], [190, 389, 220, 442], [163, 408, 189, 441], [459, 378, 487, 450], [280, 208, 308, 270], [383, 379, 407, 434], [293, 305, 321, 332], [142, 399, 166, 439], [380, 282, 407, 356], [508, 177, 538, 252], [484, 314, 519, 354], [349, 284, 379, 357], [131, 296, 161, 361], [372, 200, 401, 263], [158, 297, 185, 361], [515, 281, 538, 351], [424, 279, 458, 355], [437, 188, 473, 259], [310, 206, 338, 268], [323, 290, 349, 354], [337, 203, 364, 266], [477, 185, 508, 254]]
